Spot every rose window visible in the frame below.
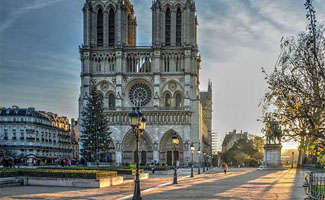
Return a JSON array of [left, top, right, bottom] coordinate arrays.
[[129, 83, 152, 107]]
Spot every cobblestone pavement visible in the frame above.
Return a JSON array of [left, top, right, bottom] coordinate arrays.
[[0, 168, 305, 200]]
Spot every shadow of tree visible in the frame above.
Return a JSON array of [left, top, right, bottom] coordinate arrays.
[[141, 169, 276, 200]]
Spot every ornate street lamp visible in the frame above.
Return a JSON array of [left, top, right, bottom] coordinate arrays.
[[197, 148, 201, 174], [129, 108, 143, 200], [172, 133, 179, 184], [190, 143, 195, 177], [129, 108, 140, 127]]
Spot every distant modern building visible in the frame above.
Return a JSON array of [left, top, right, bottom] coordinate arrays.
[[222, 130, 250, 153], [0, 106, 77, 164], [211, 132, 218, 155]]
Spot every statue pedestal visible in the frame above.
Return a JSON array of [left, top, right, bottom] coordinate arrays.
[[263, 144, 282, 168]]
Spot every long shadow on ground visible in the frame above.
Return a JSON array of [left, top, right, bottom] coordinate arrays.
[[0, 186, 89, 198], [140, 169, 287, 200], [290, 168, 307, 200]]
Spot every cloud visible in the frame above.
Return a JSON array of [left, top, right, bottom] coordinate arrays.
[[0, 0, 64, 33], [1, 0, 325, 149]]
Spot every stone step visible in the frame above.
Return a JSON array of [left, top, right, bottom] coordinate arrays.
[[0, 178, 24, 186]]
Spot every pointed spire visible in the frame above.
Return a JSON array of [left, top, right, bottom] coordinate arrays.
[[208, 79, 212, 97]]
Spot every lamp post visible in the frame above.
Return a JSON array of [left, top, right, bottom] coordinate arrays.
[[291, 152, 294, 169], [190, 143, 195, 177], [129, 108, 146, 200], [172, 133, 179, 184], [203, 152, 206, 171], [197, 148, 201, 174]]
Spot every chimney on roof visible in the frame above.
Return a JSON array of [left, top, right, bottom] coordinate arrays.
[[27, 107, 35, 111], [12, 105, 19, 109]]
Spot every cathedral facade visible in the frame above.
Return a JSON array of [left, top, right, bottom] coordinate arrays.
[[79, 0, 212, 167]]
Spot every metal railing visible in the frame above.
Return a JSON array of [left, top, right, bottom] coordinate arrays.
[[304, 171, 325, 200]]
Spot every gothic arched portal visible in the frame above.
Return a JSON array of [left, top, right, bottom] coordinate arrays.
[[159, 130, 184, 166], [122, 130, 153, 165]]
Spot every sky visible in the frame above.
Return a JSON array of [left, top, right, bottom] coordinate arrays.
[[1, 0, 324, 150]]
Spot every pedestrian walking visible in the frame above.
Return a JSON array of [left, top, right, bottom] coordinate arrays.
[[223, 163, 228, 174], [152, 164, 156, 174], [68, 159, 72, 167]]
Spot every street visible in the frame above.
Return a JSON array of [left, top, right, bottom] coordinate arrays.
[[0, 168, 305, 200]]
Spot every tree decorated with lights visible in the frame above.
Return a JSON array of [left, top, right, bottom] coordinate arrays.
[[261, 0, 324, 165], [80, 83, 111, 164]]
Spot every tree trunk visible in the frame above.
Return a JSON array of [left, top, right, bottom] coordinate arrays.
[[297, 136, 304, 168]]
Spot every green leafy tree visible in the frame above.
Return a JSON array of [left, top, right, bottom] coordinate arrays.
[[80, 83, 111, 164], [320, 155, 325, 167], [261, 0, 325, 165], [222, 138, 257, 165], [251, 135, 264, 153], [235, 153, 251, 166], [253, 152, 264, 161]]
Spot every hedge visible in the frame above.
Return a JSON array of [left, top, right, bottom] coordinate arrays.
[[42, 167, 144, 175], [0, 169, 117, 179], [44, 166, 173, 171]]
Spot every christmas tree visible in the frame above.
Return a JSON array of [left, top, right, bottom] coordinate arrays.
[[80, 83, 111, 165]]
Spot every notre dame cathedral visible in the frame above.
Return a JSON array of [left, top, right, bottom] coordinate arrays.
[[79, 0, 212, 167]]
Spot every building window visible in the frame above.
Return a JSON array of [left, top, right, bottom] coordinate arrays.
[[97, 8, 104, 46], [109, 8, 115, 47], [96, 61, 101, 72], [127, 15, 132, 45], [164, 57, 170, 72], [12, 132, 17, 140], [176, 57, 181, 72], [165, 93, 171, 108], [165, 8, 171, 45], [176, 8, 182, 45], [108, 93, 116, 110], [129, 83, 153, 107], [176, 93, 182, 108]]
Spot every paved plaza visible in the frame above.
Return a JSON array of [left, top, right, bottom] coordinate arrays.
[[0, 168, 305, 200]]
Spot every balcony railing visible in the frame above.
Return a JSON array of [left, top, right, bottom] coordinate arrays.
[[104, 107, 188, 112], [101, 109, 192, 126], [26, 137, 35, 141]]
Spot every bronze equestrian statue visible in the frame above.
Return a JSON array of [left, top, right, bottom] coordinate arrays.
[[266, 120, 282, 144]]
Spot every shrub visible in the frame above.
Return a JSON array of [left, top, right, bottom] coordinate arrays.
[[0, 168, 117, 179], [41, 167, 143, 175]]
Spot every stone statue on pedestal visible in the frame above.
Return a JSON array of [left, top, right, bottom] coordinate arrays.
[[263, 120, 283, 168]]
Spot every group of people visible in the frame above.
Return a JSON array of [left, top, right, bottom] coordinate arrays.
[[57, 158, 72, 167], [0, 156, 25, 168], [0, 157, 14, 168]]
